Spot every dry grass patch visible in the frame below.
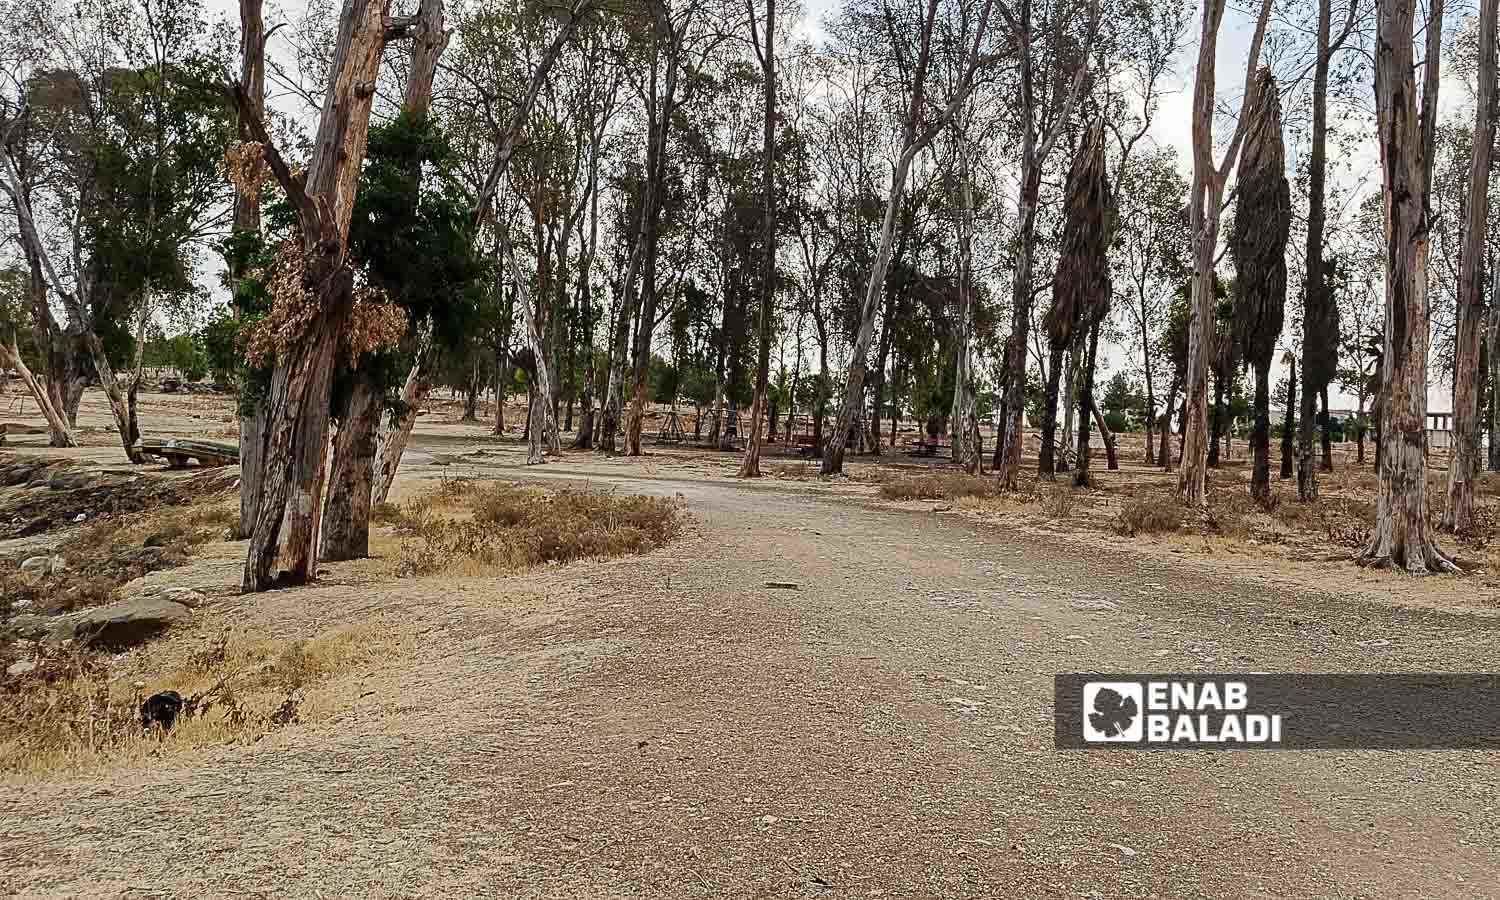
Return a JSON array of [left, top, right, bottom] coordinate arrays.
[[1041, 483, 1075, 520], [1113, 495, 1186, 536], [387, 480, 685, 577], [878, 472, 999, 501], [0, 622, 396, 780]]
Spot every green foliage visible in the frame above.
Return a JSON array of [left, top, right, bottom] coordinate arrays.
[[350, 112, 489, 356], [1102, 372, 1148, 430], [142, 332, 208, 381], [199, 314, 241, 386], [344, 111, 492, 408]]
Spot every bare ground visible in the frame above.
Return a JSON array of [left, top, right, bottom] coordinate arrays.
[[1, 390, 1498, 898]]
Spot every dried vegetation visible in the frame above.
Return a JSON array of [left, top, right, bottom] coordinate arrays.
[[0, 623, 396, 779], [383, 478, 685, 577]]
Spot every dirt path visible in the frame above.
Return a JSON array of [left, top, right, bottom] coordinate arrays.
[[3, 442, 1499, 898]]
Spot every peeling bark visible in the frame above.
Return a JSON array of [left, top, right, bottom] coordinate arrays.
[[322, 378, 380, 561], [234, 0, 395, 591], [1177, 0, 1273, 505], [1443, 0, 1497, 532], [1360, 0, 1458, 573]]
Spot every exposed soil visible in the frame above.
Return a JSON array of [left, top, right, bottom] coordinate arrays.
[[1, 388, 1497, 898]]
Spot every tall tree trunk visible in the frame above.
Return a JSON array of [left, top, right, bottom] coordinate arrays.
[[824, 156, 914, 475], [1209, 363, 1225, 468], [950, 146, 975, 462], [1073, 323, 1101, 488], [867, 288, 899, 457], [1445, 0, 1496, 529], [1178, 0, 1273, 505], [1158, 372, 1178, 470], [1360, 0, 1457, 573], [322, 379, 379, 560], [823, 0, 996, 474], [372, 355, 430, 505], [234, 0, 267, 538], [319, 0, 448, 551], [739, 0, 776, 478], [494, 350, 508, 435], [1250, 362, 1272, 503], [1039, 341, 1068, 478], [1281, 356, 1296, 478], [1090, 399, 1118, 470], [83, 334, 144, 463], [996, 167, 1043, 488], [1319, 386, 1333, 470], [1061, 345, 1078, 457], [1487, 292, 1500, 471], [501, 231, 559, 464], [232, 0, 394, 591], [1297, 0, 1346, 502]]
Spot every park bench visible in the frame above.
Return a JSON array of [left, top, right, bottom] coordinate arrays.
[[136, 438, 240, 469], [908, 437, 951, 457]]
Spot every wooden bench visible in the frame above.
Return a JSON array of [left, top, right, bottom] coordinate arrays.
[[0, 422, 50, 446], [136, 438, 240, 469], [908, 438, 951, 457]]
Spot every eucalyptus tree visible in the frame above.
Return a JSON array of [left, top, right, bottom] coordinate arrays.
[[1039, 121, 1110, 484], [990, 0, 1100, 489], [737, 0, 776, 477], [1112, 148, 1188, 464], [1175, 0, 1273, 506], [1360, 0, 1457, 573], [820, 0, 1000, 476], [1291, 0, 1362, 502], [1443, 0, 1498, 532], [1, 0, 232, 463], [228, 0, 416, 590], [609, 0, 731, 456]]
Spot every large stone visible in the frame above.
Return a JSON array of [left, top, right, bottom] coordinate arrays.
[[69, 597, 192, 647], [5, 614, 59, 641], [19, 555, 65, 577], [2, 464, 40, 486], [47, 470, 97, 491], [129, 586, 208, 609]]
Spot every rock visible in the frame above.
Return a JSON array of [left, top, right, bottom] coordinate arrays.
[[19, 554, 64, 577], [2, 464, 39, 486], [15, 517, 50, 538], [143, 531, 172, 548], [6, 615, 51, 640], [150, 588, 207, 609], [70, 597, 192, 647], [5, 613, 71, 643], [6, 658, 36, 677], [1070, 597, 1118, 612], [48, 470, 97, 491]]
